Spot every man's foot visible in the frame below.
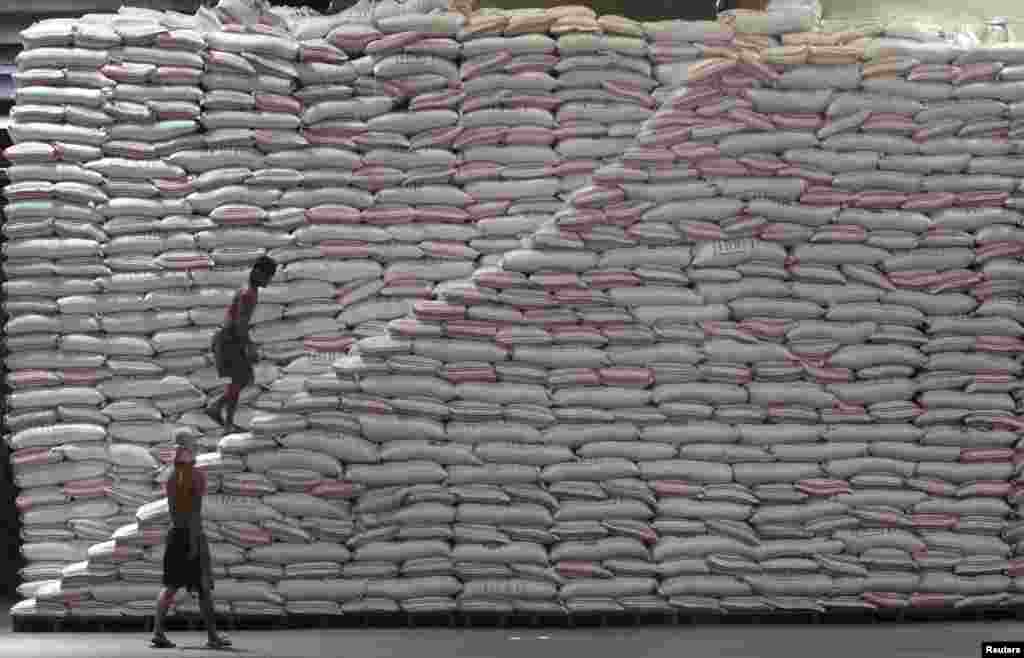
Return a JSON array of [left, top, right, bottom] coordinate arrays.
[[204, 405, 224, 427], [206, 634, 232, 649], [150, 634, 175, 649], [224, 424, 243, 435]]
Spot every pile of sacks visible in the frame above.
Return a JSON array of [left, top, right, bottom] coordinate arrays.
[[357, 28, 1024, 613], [9, 1, 1024, 619], [3, 0, 683, 619], [5, 8, 217, 611], [5, 1, 697, 616], [2, 0, 466, 617]]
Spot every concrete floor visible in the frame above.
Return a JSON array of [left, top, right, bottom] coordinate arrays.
[[1, 617, 1023, 658]]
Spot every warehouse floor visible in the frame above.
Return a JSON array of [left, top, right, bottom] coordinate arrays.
[[2, 614, 1024, 658]]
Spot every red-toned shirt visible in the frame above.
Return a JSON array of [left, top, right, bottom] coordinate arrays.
[[225, 288, 257, 326], [165, 468, 208, 500]]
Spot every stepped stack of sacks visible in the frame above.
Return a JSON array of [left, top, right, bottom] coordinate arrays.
[[2, 0, 458, 617], [3, 0, 684, 619], [10, 2, 1024, 619]]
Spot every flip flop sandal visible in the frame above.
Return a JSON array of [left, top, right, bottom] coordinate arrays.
[[150, 635, 176, 649], [206, 635, 232, 649]]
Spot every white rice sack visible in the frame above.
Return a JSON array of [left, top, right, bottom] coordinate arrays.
[[861, 78, 954, 101], [277, 577, 365, 601], [447, 423, 542, 445], [375, 12, 464, 35], [752, 503, 849, 525], [107, 444, 158, 469], [923, 533, 1009, 556], [771, 443, 867, 462], [201, 495, 283, 523], [279, 431, 378, 463], [452, 543, 548, 565], [365, 576, 462, 600], [733, 463, 824, 485], [692, 239, 787, 268], [730, 298, 823, 320], [749, 200, 837, 226], [739, 424, 823, 445], [15, 461, 107, 488], [643, 199, 744, 223], [917, 462, 1014, 484], [555, 501, 654, 523], [8, 386, 103, 411], [639, 460, 733, 483], [346, 462, 447, 486], [822, 134, 920, 154], [779, 65, 861, 90], [357, 414, 446, 442], [657, 499, 751, 522], [828, 379, 918, 405], [248, 542, 351, 565], [23, 499, 119, 526], [89, 583, 166, 604], [640, 423, 740, 445], [378, 441, 480, 467], [377, 185, 471, 207], [374, 54, 458, 81], [21, 542, 91, 563], [745, 575, 835, 597], [654, 536, 758, 563], [561, 578, 657, 600], [244, 450, 341, 477], [792, 244, 890, 266], [825, 458, 915, 479], [461, 108, 555, 129], [748, 89, 834, 114], [464, 180, 562, 201], [824, 424, 923, 443], [541, 459, 639, 482], [368, 110, 458, 135], [10, 424, 106, 450], [446, 465, 540, 485], [262, 494, 348, 519], [462, 579, 557, 601], [353, 538, 450, 562], [747, 383, 836, 408], [717, 132, 819, 157]]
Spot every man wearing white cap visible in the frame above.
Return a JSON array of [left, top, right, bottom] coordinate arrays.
[[150, 428, 231, 649]]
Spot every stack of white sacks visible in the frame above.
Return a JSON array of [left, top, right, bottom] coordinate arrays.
[[335, 25, 1024, 615], [403, 25, 1024, 613], [8, 3, 1024, 619], [6, 7, 209, 617]]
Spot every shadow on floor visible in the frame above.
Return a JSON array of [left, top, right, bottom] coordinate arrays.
[[179, 647, 255, 653]]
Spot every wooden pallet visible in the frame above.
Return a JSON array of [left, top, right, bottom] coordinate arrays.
[[12, 606, 1024, 632]]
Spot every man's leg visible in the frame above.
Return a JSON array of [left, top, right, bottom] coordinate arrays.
[[204, 391, 224, 425], [221, 382, 242, 431], [153, 587, 177, 639], [198, 583, 229, 646]]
